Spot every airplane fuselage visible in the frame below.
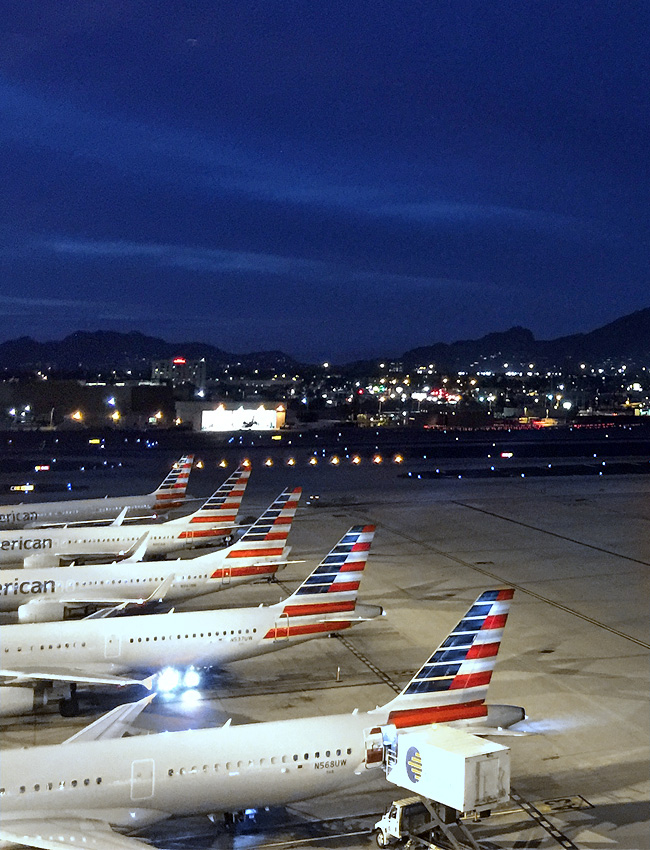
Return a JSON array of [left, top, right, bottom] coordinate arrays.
[[0, 522, 225, 567], [0, 548, 280, 616], [0, 601, 351, 678], [0, 711, 379, 826], [0, 494, 160, 530]]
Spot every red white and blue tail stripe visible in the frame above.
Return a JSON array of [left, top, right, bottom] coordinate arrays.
[[381, 589, 514, 729], [264, 525, 376, 640], [208, 487, 302, 581], [166, 465, 250, 542], [153, 454, 194, 509]]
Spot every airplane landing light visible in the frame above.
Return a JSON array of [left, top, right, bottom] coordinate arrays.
[[183, 669, 201, 689], [158, 667, 181, 693]]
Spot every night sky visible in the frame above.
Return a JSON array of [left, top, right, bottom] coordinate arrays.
[[0, 2, 648, 362]]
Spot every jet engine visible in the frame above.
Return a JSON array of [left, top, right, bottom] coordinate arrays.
[[18, 599, 67, 623], [0, 686, 48, 717]]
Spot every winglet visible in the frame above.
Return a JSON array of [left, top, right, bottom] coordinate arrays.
[[110, 507, 129, 528], [120, 531, 150, 563]]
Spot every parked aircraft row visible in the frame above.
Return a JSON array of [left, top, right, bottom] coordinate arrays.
[[0, 487, 302, 623], [0, 460, 527, 849], [0, 510, 381, 716], [0, 465, 250, 568], [0, 589, 524, 850], [0, 454, 195, 529]]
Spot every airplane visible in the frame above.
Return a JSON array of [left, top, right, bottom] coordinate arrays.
[[0, 524, 378, 716], [0, 589, 524, 850], [0, 466, 250, 569], [0, 454, 194, 529], [0, 487, 302, 623]]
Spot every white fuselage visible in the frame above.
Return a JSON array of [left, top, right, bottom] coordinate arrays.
[[0, 519, 220, 567], [0, 493, 162, 530], [0, 546, 280, 616], [0, 711, 382, 827], [0, 601, 340, 678]]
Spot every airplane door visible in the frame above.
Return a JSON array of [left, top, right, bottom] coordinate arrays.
[[104, 633, 121, 659], [363, 726, 385, 769], [130, 759, 155, 800], [273, 612, 289, 641]]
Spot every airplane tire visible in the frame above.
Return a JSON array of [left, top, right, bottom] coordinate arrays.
[[59, 697, 80, 717]]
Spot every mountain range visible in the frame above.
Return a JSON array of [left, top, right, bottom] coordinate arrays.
[[0, 308, 648, 374]]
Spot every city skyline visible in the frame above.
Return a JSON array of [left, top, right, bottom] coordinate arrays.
[[1, 3, 648, 361]]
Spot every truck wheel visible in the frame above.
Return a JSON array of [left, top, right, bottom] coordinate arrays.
[[375, 829, 388, 847]]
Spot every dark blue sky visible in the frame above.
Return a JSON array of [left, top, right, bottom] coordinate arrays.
[[0, 1, 648, 362]]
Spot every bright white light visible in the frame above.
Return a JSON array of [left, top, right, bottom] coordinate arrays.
[[157, 667, 181, 692], [183, 669, 201, 688], [181, 689, 201, 704]]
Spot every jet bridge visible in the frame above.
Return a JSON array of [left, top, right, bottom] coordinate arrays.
[[372, 724, 510, 849]]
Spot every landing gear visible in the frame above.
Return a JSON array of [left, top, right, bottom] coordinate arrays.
[[223, 811, 244, 832], [59, 683, 80, 717]]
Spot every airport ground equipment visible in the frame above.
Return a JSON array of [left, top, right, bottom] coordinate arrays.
[[373, 724, 509, 848]]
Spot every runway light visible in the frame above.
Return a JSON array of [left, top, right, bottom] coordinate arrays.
[[351, 455, 361, 465], [393, 454, 404, 464], [330, 455, 340, 465], [158, 668, 181, 692], [242, 458, 252, 468], [501, 452, 513, 459], [309, 457, 318, 465], [219, 459, 228, 467], [264, 457, 274, 467], [183, 668, 201, 689], [372, 454, 383, 464], [287, 457, 296, 466], [195, 460, 204, 469]]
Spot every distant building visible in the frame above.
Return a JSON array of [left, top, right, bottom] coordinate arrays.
[[152, 357, 206, 389], [175, 401, 286, 431]]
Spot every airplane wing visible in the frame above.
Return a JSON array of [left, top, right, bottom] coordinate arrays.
[[82, 574, 175, 619], [63, 694, 155, 743], [0, 818, 153, 850], [0, 667, 153, 689]]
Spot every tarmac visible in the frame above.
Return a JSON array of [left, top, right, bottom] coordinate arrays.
[[1, 449, 648, 850]]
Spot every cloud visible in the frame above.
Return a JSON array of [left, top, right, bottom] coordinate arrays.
[[0, 76, 599, 239], [41, 235, 485, 293]]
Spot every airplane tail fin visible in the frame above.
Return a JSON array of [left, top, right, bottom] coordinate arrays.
[[378, 589, 517, 729], [208, 487, 302, 581], [267, 525, 376, 639], [165, 465, 250, 543], [152, 454, 194, 510]]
